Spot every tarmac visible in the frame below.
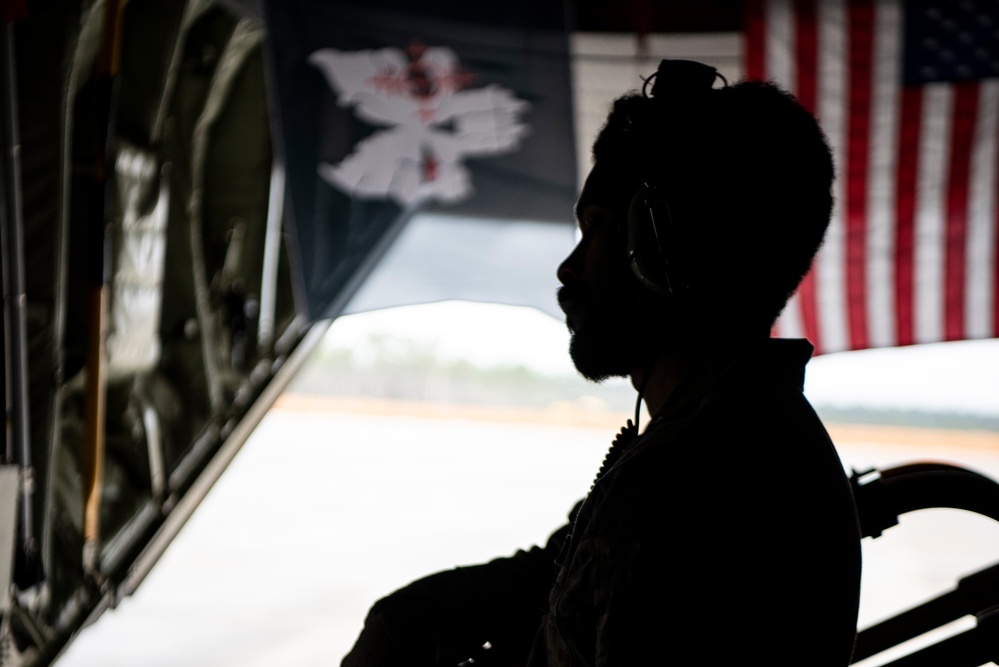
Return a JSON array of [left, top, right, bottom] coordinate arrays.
[[57, 396, 999, 666]]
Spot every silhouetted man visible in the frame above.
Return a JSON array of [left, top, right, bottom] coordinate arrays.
[[343, 60, 861, 667]]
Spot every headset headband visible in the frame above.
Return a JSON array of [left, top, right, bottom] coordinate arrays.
[[643, 59, 727, 100], [625, 60, 727, 297]]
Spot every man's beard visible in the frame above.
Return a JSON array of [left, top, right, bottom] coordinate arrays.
[[558, 278, 671, 382]]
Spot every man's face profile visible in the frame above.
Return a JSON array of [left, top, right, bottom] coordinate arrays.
[[557, 162, 675, 382]]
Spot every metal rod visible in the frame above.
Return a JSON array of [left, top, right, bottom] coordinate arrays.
[[42, 0, 104, 590], [137, 383, 166, 501], [37, 322, 327, 667], [257, 162, 284, 354], [81, 281, 108, 574], [188, 19, 262, 413], [0, 18, 36, 567], [81, 0, 125, 575], [122, 319, 329, 598]]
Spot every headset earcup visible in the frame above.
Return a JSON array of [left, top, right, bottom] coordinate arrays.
[[627, 185, 670, 294]]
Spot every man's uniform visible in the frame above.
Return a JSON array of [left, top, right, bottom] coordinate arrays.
[[530, 338, 861, 665], [355, 338, 861, 666]]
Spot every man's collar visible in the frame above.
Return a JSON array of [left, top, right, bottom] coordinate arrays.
[[646, 337, 815, 426]]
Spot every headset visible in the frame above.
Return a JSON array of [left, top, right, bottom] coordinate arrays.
[[625, 59, 727, 296]]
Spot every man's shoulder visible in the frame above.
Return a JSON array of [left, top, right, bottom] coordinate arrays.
[[648, 364, 828, 449], [617, 367, 844, 504]]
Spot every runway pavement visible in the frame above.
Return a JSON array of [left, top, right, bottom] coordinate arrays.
[[57, 400, 999, 666]]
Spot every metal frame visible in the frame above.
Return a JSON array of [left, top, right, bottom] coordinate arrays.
[[852, 463, 999, 666]]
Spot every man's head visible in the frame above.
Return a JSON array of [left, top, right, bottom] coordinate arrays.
[[558, 61, 834, 382]]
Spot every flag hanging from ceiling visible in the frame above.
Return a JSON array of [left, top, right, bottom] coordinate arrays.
[[265, 0, 577, 321], [746, 0, 999, 354]]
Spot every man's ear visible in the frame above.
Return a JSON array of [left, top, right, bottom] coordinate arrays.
[[626, 184, 691, 297]]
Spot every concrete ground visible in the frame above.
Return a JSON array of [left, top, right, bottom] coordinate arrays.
[[57, 398, 999, 666]]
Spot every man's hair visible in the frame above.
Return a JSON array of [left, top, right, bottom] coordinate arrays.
[[592, 79, 834, 331]]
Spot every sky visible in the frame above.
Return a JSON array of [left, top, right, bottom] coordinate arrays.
[[322, 300, 999, 417]]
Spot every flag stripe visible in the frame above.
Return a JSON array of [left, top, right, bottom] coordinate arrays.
[[816, 0, 849, 353], [747, 0, 790, 337], [745, 0, 767, 81], [794, 0, 823, 351], [768, 0, 794, 90], [865, 0, 900, 349], [994, 101, 999, 339], [944, 82, 978, 341], [967, 81, 998, 339], [914, 83, 951, 345], [794, 0, 819, 111], [995, 149, 999, 340], [764, 0, 805, 341], [845, 0, 874, 350], [780, 293, 807, 339], [894, 86, 921, 346], [752, 0, 999, 353]]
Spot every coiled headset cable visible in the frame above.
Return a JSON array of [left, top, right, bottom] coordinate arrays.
[[590, 359, 656, 491]]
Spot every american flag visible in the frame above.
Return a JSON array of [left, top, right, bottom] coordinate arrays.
[[746, 0, 999, 354]]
